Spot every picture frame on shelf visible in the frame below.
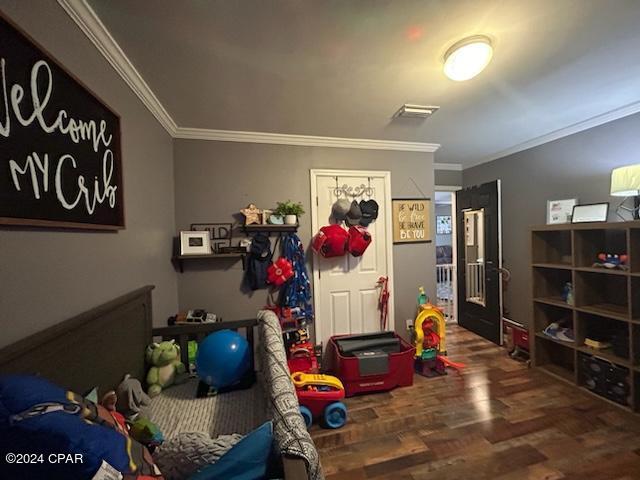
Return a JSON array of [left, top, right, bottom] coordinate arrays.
[[571, 203, 609, 223], [547, 198, 578, 224], [180, 231, 211, 255]]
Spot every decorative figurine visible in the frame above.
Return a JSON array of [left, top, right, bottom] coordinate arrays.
[[241, 203, 262, 225]]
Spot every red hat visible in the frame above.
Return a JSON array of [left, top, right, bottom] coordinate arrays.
[[347, 225, 372, 257], [312, 224, 348, 257]]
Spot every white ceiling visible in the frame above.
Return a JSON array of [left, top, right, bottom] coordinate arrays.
[[86, 0, 640, 167]]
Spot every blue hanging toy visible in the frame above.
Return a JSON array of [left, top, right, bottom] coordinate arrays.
[[280, 233, 314, 323]]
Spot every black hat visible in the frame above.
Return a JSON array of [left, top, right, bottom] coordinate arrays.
[[359, 199, 379, 226], [345, 200, 362, 226]]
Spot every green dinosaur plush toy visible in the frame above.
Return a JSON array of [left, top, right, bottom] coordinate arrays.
[[145, 340, 187, 397]]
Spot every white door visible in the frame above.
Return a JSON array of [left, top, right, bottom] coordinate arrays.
[[310, 169, 394, 347]]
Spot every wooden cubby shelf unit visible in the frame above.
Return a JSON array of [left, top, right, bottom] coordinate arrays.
[[530, 221, 640, 413]]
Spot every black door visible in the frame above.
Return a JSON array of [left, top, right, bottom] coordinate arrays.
[[456, 180, 502, 344]]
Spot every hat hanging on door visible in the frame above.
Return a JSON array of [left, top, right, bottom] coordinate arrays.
[[312, 224, 349, 257], [330, 199, 351, 223], [347, 225, 372, 257], [358, 199, 379, 227], [345, 200, 363, 226]]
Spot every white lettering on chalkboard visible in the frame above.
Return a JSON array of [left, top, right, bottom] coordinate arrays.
[[1, 57, 117, 215]]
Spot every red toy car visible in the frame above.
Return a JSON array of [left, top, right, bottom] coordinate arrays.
[[291, 373, 347, 429]]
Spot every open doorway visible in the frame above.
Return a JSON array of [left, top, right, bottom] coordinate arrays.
[[435, 190, 458, 323]]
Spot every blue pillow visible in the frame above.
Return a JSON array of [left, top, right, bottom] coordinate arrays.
[[189, 421, 273, 480], [0, 375, 150, 480]]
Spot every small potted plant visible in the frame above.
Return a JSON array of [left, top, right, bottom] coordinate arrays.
[[275, 200, 305, 225]]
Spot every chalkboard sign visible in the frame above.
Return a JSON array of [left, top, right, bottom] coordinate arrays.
[[392, 198, 431, 244], [0, 14, 124, 230]]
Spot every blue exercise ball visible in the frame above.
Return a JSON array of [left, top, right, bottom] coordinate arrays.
[[196, 329, 250, 389]]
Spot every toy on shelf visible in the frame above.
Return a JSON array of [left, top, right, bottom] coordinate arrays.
[[291, 372, 347, 429], [168, 309, 218, 325], [562, 282, 574, 305], [410, 287, 465, 377], [593, 253, 629, 270]]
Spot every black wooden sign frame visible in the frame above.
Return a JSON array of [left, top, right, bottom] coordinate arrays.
[[0, 13, 124, 230]]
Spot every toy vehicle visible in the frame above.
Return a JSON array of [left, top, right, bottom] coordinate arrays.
[[291, 372, 347, 429]]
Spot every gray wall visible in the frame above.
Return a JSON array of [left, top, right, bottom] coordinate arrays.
[[0, 0, 179, 348], [435, 169, 462, 187], [463, 112, 640, 327], [173, 140, 436, 339]]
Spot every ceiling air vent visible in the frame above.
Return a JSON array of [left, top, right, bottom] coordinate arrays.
[[393, 104, 439, 119]]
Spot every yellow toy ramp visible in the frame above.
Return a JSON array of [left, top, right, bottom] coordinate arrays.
[[414, 303, 446, 356]]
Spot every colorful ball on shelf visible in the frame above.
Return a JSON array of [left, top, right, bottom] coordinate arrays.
[[196, 329, 250, 389]]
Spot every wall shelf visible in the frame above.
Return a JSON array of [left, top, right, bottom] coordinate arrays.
[[530, 221, 640, 414], [172, 253, 245, 273], [242, 224, 298, 234]]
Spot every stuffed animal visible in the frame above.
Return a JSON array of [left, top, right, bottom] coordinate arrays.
[[130, 417, 164, 448], [145, 340, 187, 397], [116, 374, 151, 422]]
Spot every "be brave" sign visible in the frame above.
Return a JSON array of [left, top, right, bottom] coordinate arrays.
[[0, 14, 124, 230], [392, 198, 431, 244]]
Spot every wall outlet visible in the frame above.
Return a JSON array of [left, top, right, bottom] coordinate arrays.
[[405, 318, 414, 330]]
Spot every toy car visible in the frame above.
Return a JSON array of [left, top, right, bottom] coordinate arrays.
[[291, 372, 347, 429]]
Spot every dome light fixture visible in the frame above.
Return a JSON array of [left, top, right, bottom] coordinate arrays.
[[443, 35, 493, 81]]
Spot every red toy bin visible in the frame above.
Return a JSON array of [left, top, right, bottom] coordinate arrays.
[[325, 332, 415, 397]]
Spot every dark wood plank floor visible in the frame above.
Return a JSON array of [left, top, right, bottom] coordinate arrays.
[[311, 325, 640, 480]]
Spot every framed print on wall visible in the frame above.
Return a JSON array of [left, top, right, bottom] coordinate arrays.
[[392, 198, 431, 244], [436, 215, 452, 235], [0, 14, 124, 230]]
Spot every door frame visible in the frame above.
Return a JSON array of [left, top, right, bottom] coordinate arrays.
[[310, 169, 395, 343], [435, 185, 461, 323]]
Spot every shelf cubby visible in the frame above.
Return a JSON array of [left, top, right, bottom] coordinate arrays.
[[532, 230, 572, 266], [535, 335, 575, 383], [532, 266, 573, 306], [574, 228, 628, 268], [533, 302, 574, 336], [632, 324, 640, 367], [630, 228, 640, 274], [632, 277, 640, 323], [574, 270, 629, 321], [575, 312, 630, 366]]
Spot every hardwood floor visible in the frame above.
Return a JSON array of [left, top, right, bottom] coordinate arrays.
[[311, 325, 640, 480]]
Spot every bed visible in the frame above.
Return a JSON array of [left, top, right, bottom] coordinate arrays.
[[0, 286, 322, 480]]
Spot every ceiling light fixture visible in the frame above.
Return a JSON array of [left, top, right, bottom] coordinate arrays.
[[393, 104, 440, 119], [443, 35, 493, 81]]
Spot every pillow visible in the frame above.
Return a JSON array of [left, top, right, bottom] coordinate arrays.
[[0, 375, 163, 480], [154, 432, 243, 480], [189, 421, 273, 480]]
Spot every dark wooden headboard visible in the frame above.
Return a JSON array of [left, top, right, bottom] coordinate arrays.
[[0, 286, 154, 396]]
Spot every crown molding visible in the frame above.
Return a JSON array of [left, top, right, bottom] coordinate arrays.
[[57, 0, 441, 153], [467, 100, 640, 169], [433, 163, 462, 171], [174, 127, 441, 152], [57, 0, 178, 135]]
